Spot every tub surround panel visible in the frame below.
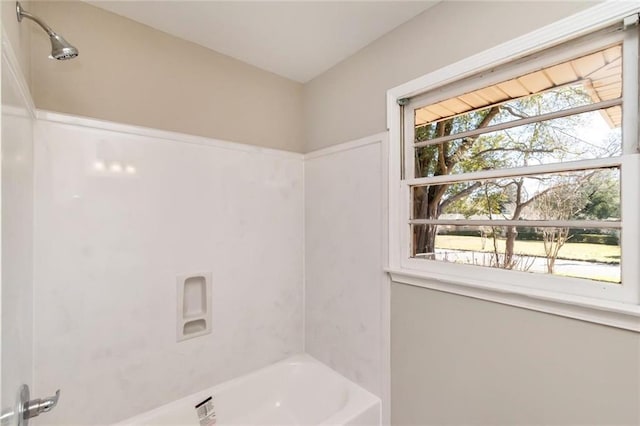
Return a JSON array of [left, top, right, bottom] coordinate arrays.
[[1, 44, 35, 418], [32, 118, 304, 424], [304, 137, 385, 397]]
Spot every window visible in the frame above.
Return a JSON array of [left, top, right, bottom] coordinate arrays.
[[387, 5, 640, 329]]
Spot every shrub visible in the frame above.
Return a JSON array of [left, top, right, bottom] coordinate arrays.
[[440, 229, 619, 245], [570, 233, 619, 245]]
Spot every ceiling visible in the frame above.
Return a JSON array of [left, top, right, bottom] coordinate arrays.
[[87, 1, 437, 83]]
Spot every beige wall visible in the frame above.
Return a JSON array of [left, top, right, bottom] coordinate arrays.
[[2, 0, 31, 86], [29, 1, 304, 152], [392, 283, 640, 425], [302, 1, 597, 151]]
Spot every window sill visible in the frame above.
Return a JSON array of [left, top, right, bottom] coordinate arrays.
[[386, 267, 640, 332]]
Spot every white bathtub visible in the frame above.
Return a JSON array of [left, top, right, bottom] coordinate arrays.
[[115, 355, 381, 426]]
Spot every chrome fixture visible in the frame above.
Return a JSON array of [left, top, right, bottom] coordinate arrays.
[[23, 387, 60, 423], [0, 385, 61, 426], [16, 1, 78, 60]]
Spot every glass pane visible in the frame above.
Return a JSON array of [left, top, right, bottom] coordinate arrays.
[[414, 44, 622, 140], [415, 86, 611, 142], [412, 168, 620, 221], [414, 108, 622, 178], [411, 224, 620, 284]]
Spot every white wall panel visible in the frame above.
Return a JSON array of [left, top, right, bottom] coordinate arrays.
[[32, 118, 304, 424], [304, 137, 385, 398], [1, 45, 34, 421]]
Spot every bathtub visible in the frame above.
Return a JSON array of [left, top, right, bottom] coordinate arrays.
[[115, 355, 381, 426]]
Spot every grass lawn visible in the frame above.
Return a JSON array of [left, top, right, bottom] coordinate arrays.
[[435, 235, 620, 264]]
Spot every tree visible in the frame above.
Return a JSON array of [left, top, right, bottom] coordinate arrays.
[[534, 175, 593, 273], [534, 170, 619, 273], [413, 106, 500, 257], [578, 175, 620, 220]]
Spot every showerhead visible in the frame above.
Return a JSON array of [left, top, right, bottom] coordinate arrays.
[[49, 34, 79, 61], [16, 1, 78, 61]]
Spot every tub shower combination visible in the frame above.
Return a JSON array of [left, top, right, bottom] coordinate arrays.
[[4, 3, 382, 426]]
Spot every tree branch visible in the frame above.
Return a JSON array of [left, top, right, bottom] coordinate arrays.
[[439, 181, 483, 213], [519, 185, 562, 210], [501, 104, 528, 119], [471, 147, 555, 158], [446, 106, 501, 171]]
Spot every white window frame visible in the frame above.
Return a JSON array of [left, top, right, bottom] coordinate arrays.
[[386, 2, 640, 331]]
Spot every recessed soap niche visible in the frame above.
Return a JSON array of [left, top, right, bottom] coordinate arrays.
[[177, 272, 212, 341]]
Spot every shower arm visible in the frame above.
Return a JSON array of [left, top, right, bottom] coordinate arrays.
[[15, 1, 78, 61], [16, 2, 56, 37]]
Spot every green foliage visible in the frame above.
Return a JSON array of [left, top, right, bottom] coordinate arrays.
[[577, 176, 620, 220]]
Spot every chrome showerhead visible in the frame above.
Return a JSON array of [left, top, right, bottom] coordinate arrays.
[[16, 1, 78, 61], [49, 34, 78, 60]]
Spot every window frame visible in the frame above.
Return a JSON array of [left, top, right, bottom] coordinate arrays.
[[386, 2, 640, 331]]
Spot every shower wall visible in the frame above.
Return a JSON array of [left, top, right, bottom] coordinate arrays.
[[32, 114, 304, 424], [1, 37, 35, 418], [304, 135, 387, 399]]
